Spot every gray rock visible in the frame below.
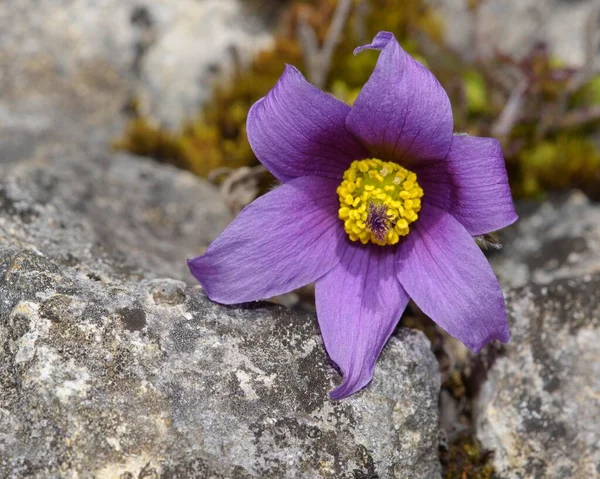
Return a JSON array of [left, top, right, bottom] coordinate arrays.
[[432, 0, 600, 66], [477, 191, 600, 478], [491, 191, 600, 289], [475, 275, 600, 479], [0, 247, 441, 478], [0, 0, 272, 138], [0, 146, 232, 283], [137, 0, 272, 128], [0, 0, 131, 157]]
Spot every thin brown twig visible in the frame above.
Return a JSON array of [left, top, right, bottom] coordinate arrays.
[[297, 0, 353, 88], [297, 9, 320, 81], [554, 105, 600, 131], [491, 78, 528, 138]]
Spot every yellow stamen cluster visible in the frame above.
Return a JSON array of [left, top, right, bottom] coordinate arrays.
[[337, 158, 424, 246]]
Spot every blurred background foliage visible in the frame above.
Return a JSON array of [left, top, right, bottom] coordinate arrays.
[[115, 0, 600, 200]]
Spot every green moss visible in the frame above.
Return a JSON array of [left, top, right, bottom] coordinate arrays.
[[571, 76, 600, 108], [463, 69, 489, 115], [441, 434, 496, 479], [517, 134, 600, 198], [589, 77, 600, 105], [114, 117, 184, 168]]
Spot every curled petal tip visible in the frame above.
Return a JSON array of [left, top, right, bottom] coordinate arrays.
[[347, 30, 454, 164], [353, 31, 395, 55], [282, 63, 299, 75]]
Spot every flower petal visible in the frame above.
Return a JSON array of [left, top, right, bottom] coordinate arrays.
[[315, 242, 409, 400], [346, 31, 454, 165], [188, 176, 345, 303], [396, 204, 510, 352], [247, 65, 368, 183], [417, 135, 518, 235]]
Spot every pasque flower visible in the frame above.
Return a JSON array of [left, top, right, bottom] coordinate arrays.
[[188, 32, 517, 400]]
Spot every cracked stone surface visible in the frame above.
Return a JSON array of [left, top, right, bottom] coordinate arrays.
[[477, 191, 600, 479], [475, 275, 600, 479]]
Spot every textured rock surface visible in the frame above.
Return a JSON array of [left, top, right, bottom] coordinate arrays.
[[0, 148, 442, 477], [475, 275, 600, 479], [0, 0, 271, 136], [0, 132, 442, 475], [433, 0, 600, 66], [491, 191, 600, 289], [0, 146, 232, 283], [476, 191, 600, 478], [137, 0, 272, 127], [0, 247, 441, 478]]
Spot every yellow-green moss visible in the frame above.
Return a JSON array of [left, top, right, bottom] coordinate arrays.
[[571, 76, 600, 108], [441, 434, 496, 479], [463, 69, 489, 115], [517, 134, 600, 198]]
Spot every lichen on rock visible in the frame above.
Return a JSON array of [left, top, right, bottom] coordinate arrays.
[[476, 275, 600, 479]]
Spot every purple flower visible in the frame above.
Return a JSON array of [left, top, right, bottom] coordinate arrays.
[[188, 32, 518, 400]]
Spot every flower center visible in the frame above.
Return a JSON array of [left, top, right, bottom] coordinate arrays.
[[337, 158, 423, 246]]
